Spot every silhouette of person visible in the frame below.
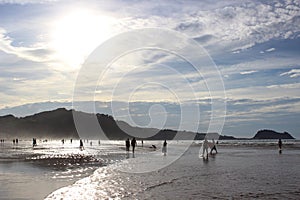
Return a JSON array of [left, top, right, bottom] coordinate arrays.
[[126, 138, 130, 152], [80, 139, 84, 150], [162, 140, 167, 156], [32, 138, 37, 147], [278, 139, 282, 153], [141, 140, 144, 147], [131, 138, 137, 154], [210, 139, 218, 154], [202, 138, 209, 159]]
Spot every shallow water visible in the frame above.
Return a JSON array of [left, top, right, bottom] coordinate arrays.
[[0, 140, 127, 200], [1, 140, 299, 199], [46, 140, 300, 200]]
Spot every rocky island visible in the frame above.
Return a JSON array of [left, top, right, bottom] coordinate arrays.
[[253, 129, 295, 139]]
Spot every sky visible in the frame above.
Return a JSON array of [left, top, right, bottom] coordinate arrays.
[[0, 0, 299, 138]]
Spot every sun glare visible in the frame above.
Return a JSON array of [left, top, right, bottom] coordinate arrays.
[[51, 9, 115, 70]]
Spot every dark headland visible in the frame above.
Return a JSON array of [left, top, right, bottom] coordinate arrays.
[[252, 129, 295, 139], [0, 108, 295, 140]]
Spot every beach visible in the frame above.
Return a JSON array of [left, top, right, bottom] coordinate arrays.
[[0, 140, 126, 200], [1, 140, 300, 199]]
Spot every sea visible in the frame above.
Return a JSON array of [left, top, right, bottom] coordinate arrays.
[[0, 139, 300, 200]]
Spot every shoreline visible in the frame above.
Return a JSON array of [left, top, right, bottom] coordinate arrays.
[[0, 141, 120, 199], [0, 140, 157, 199], [1, 140, 300, 199]]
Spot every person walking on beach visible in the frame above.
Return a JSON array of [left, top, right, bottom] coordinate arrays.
[[202, 138, 209, 159], [278, 139, 282, 153], [162, 140, 167, 156], [210, 139, 218, 154], [125, 138, 130, 152], [131, 138, 137, 154]]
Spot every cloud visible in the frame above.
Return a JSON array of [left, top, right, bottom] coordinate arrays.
[[0, 27, 54, 62], [219, 56, 300, 77], [240, 70, 258, 75], [0, 0, 55, 4], [280, 69, 300, 78], [226, 82, 300, 101], [265, 47, 276, 52], [100, 0, 300, 53], [0, 0, 299, 137]]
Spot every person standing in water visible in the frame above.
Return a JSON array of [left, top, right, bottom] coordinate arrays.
[[278, 139, 282, 153], [162, 140, 167, 156], [32, 138, 37, 147], [202, 138, 209, 159], [210, 139, 218, 154], [125, 138, 130, 152], [79, 139, 84, 150], [131, 138, 137, 154]]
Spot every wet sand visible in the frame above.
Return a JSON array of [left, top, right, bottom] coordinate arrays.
[[1, 140, 300, 199], [0, 140, 126, 200], [46, 143, 300, 199]]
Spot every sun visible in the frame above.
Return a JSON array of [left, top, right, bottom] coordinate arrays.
[[50, 9, 115, 70]]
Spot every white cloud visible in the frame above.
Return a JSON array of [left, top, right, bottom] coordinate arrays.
[[0, 27, 54, 62], [265, 48, 276, 52], [280, 69, 300, 78], [267, 82, 300, 89], [226, 82, 300, 101], [0, 0, 299, 122], [0, 0, 55, 4], [220, 56, 300, 77], [98, 0, 300, 52], [240, 70, 258, 75]]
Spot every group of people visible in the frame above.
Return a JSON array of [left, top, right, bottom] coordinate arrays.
[[12, 139, 19, 144], [202, 138, 218, 159], [78, 139, 101, 149], [125, 138, 168, 156], [126, 138, 137, 153]]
